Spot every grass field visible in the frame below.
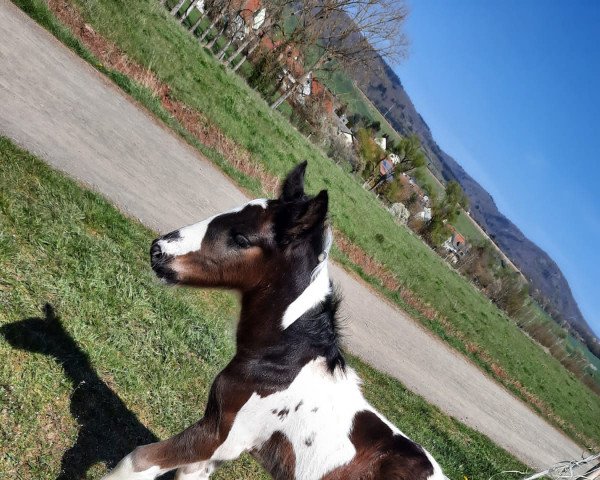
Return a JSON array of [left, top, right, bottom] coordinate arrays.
[[11, 0, 600, 449], [319, 69, 403, 143], [0, 138, 529, 478], [453, 211, 486, 243]]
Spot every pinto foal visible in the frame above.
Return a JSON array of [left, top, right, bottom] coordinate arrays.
[[103, 162, 445, 480]]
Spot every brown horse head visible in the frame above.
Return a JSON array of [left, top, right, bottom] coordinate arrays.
[[150, 161, 330, 298]]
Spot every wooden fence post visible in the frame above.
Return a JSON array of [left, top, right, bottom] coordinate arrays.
[[170, 0, 186, 16], [198, 11, 224, 43], [180, 0, 200, 24]]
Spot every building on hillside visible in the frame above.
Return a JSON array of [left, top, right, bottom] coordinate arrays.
[[187, 0, 206, 15], [281, 44, 304, 78], [415, 207, 432, 222], [298, 71, 312, 101], [335, 115, 353, 145], [228, 0, 266, 40], [310, 78, 335, 116], [387, 152, 400, 165], [374, 137, 387, 151], [442, 228, 468, 264], [251, 7, 266, 29]]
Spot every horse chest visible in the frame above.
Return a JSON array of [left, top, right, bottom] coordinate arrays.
[[211, 358, 369, 480]]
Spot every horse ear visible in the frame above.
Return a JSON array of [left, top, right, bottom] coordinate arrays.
[[280, 160, 308, 202], [285, 190, 328, 240]]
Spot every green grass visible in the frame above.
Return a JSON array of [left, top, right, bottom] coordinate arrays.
[[453, 211, 486, 243], [418, 169, 446, 197], [0, 138, 529, 478], [11, 0, 600, 448], [319, 69, 404, 144]]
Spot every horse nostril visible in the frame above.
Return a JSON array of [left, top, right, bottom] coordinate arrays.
[[150, 241, 162, 261]]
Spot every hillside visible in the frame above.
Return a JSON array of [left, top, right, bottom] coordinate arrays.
[[349, 58, 599, 352]]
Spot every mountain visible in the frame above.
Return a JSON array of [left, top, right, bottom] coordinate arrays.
[[346, 58, 599, 352]]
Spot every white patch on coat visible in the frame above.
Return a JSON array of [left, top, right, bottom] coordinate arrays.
[[101, 454, 165, 480], [210, 358, 367, 480], [425, 451, 446, 480], [282, 264, 331, 329], [209, 357, 444, 480], [174, 461, 216, 479], [158, 199, 267, 257]]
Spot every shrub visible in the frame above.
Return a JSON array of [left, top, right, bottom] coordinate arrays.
[[327, 135, 363, 173], [356, 128, 385, 176]]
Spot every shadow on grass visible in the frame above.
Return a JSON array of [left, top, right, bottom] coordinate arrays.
[[1, 304, 169, 479]]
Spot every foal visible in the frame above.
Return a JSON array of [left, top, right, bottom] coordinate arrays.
[[103, 162, 445, 480]]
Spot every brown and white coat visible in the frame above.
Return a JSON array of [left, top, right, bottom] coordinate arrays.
[[103, 162, 445, 480]]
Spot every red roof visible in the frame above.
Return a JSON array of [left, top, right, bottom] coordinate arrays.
[[282, 45, 304, 77], [243, 0, 261, 13], [259, 39, 304, 76], [260, 36, 277, 51], [447, 225, 465, 245], [454, 232, 466, 245], [311, 78, 325, 97], [310, 79, 334, 115]]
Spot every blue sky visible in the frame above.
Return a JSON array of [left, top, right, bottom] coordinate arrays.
[[394, 1, 600, 336]]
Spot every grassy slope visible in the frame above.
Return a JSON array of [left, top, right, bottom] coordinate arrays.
[[453, 211, 486, 243], [0, 138, 527, 478], [319, 69, 402, 143], [11, 0, 600, 447]]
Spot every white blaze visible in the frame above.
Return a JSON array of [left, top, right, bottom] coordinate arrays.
[[157, 199, 268, 257]]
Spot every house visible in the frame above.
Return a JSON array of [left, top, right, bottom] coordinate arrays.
[[442, 228, 467, 264], [415, 207, 432, 222], [334, 114, 353, 145], [252, 7, 266, 30], [374, 137, 387, 151], [310, 78, 335, 116], [444, 231, 466, 251], [228, 0, 266, 40], [387, 152, 400, 165], [299, 71, 312, 100], [189, 0, 205, 14]]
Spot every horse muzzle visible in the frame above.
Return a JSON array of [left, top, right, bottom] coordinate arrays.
[[150, 239, 178, 284]]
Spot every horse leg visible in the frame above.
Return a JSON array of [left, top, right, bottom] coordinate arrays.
[[174, 461, 219, 479], [102, 419, 220, 480]]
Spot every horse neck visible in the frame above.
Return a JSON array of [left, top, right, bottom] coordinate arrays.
[[236, 256, 324, 354]]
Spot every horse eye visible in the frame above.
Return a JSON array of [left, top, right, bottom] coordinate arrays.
[[234, 234, 251, 248]]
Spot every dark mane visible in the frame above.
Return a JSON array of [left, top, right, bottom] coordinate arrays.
[[283, 288, 345, 373]]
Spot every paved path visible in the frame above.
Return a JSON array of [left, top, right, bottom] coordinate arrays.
[[0, 0, 585, 470]]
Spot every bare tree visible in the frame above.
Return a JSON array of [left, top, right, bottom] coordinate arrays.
[[269, 0, 409, 109], [227, 16, 272, 66]]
